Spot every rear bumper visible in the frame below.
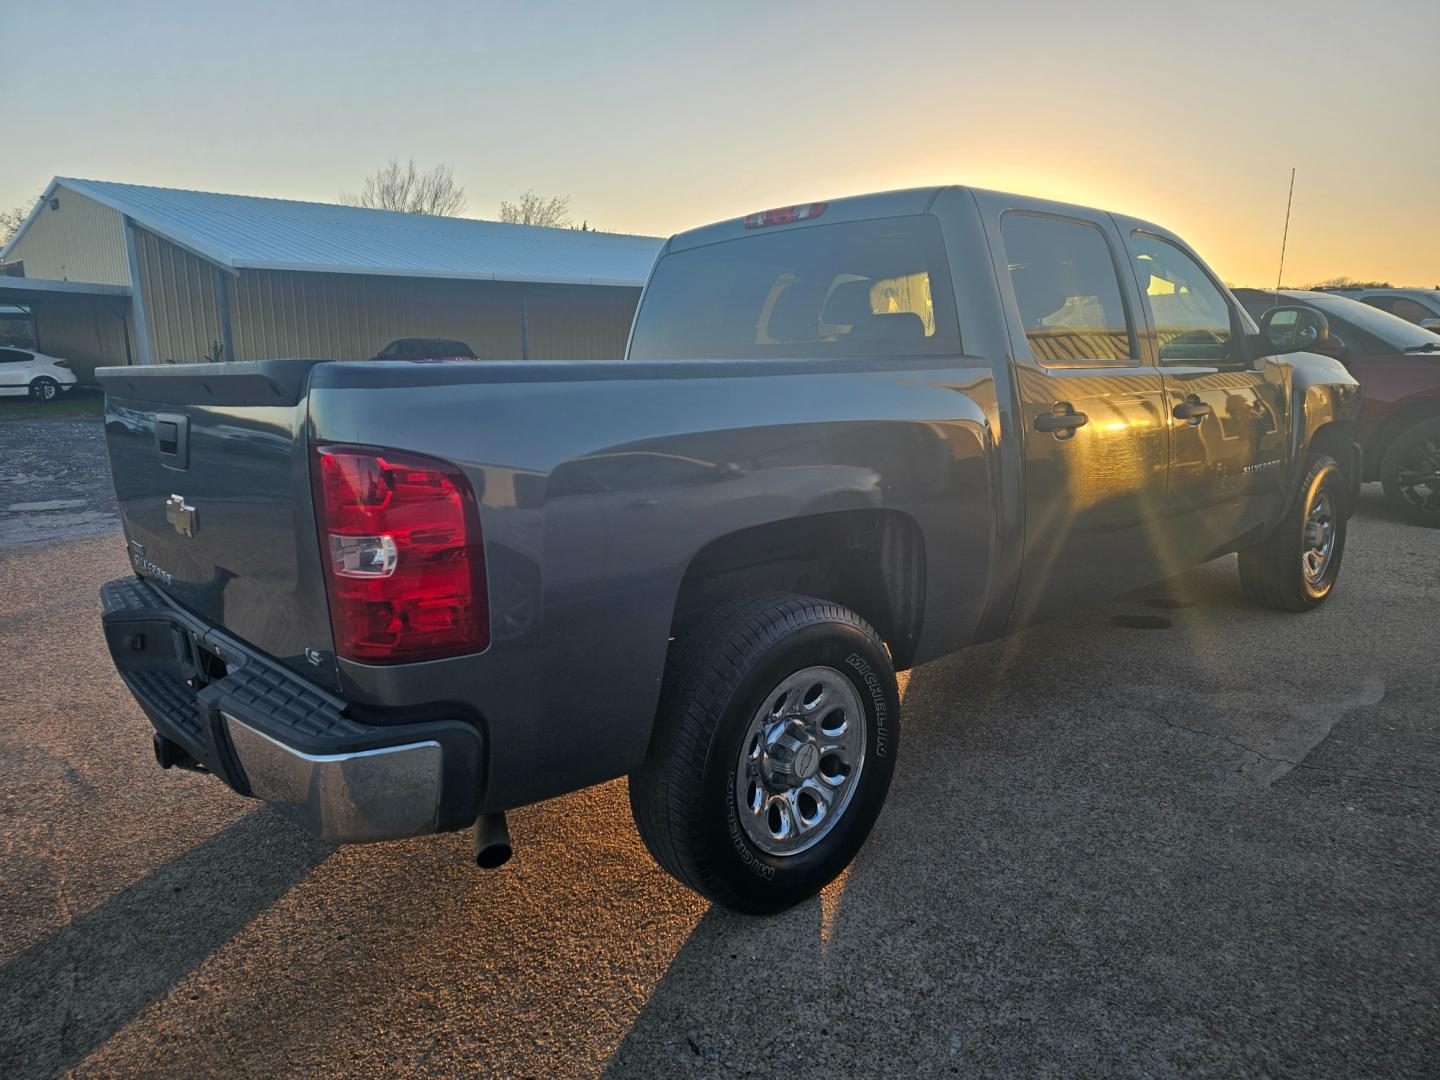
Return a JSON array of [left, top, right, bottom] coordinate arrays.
[[100, 575, 484, 843]]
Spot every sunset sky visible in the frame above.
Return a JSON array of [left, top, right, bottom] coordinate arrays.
[[6, 0, 1436, 287]]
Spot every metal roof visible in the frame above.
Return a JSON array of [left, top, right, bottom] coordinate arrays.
[[4, 177, 662, 288]]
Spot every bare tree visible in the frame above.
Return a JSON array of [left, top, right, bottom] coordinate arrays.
[[497, 190, 573, 228], [1304, 274, 1393, 290], [0, 198, 37, 258], [342, 158, 467, 216]]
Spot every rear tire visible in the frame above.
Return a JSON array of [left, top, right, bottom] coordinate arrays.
[[1238, 453, 1348, 611], [1379, 417, 1440, 527], [29, 377, 59, 404], [629, 593, 900, 915]]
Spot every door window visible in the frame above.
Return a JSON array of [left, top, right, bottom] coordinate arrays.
[[1129, 234, 1238, 365], [1001, 213, 1135, 366], [0, 348, 32, 364], [1389, 298, 1438, 323]]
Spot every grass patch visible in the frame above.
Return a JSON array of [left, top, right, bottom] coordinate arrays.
[[0, 388, 104, 421]]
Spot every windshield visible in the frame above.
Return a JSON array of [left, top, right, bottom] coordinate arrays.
[[1308, 297, 1440, 350]]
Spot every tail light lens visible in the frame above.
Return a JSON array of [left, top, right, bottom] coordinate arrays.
[[52, 360, 72, 368], [312, 445, 489, 663]]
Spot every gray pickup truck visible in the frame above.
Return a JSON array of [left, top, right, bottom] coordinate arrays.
[[98, 186, 1362, 913]]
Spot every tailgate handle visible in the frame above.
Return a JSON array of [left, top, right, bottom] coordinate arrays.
[[154, 413, 190, 470]]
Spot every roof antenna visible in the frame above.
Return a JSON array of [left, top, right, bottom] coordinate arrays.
[[1274, 167, 1296, 306]]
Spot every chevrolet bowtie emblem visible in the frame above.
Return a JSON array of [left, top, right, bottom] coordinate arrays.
[[165, 494, 198, 538]]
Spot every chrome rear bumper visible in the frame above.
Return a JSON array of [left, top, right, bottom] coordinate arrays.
[[225, 716, 444, 843], [102, 575, 485, 846]]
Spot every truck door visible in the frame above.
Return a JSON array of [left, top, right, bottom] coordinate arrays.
[[1123, 231, 1288, 569], [995, 210, 1170, 628]]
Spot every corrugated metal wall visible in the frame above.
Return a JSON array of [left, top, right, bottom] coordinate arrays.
[[134, 229, 223, 363], [135, 231, 641, 364], [4, 188, 130, 286], [31, 294, 133, 383]]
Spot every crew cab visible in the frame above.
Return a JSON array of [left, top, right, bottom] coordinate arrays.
[[97, 187, 1362, 913]]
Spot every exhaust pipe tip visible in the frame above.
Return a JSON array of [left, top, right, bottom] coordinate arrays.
[[474, 812, 513, 869]]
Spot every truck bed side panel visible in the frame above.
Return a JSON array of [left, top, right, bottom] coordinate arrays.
[[309, 356, 999, 810]]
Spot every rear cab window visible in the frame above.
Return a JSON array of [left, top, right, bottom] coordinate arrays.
[[1000, 212, 1137, 366], [628, 216, 961, 360]]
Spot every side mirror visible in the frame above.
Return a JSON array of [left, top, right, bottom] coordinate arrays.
[[1256, 305, 1330, 355]]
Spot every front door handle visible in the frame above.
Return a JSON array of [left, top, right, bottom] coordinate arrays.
[[1035, 403, 1089, 437], [1173, 398, 1213, 424]]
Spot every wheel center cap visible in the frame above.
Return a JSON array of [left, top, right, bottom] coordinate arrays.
[[793, 743, 820, 780]]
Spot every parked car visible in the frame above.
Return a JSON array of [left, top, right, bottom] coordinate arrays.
[[96, 187, 1361, 914], [0, 345, 78, 402], [369, 338, 477, 361], [1235, 289, 1440, 525], [1315, 287, 1440, 332]]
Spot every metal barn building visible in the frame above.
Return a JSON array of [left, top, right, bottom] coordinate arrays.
[[0, 178, 663, 381]]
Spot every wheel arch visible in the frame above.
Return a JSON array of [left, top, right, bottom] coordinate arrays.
[[669, 508, 927, 671]]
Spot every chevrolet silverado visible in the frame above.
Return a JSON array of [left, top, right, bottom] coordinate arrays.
[[98, 186, 1362, 913]]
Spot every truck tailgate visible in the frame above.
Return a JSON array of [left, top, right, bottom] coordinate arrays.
[[97, 360, 339, 691]]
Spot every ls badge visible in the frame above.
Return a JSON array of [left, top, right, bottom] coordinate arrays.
[[165, 494, 198, 538]]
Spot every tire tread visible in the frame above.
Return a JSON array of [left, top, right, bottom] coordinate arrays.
[[629, 593, 887, 913]]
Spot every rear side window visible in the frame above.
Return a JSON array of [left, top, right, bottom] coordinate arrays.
[[628, 216, 961, 360], [1388, 297, 1439, 323], [0, 348, 31, 364], [1002, 213, 1135, 366]]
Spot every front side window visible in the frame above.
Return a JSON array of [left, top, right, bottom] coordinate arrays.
[[1129, 234, 1236, 365], [628, 216, 961, 360], [1001, 213, 1134, 366]]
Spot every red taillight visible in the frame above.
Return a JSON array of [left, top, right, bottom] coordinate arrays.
[[312, 445, 489, 664], [743, 202, 828, 229], [52, 360, 72, 368]]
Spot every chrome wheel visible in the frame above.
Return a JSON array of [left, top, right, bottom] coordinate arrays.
[[30, 378, 58, 402], [734, 666, 866, 857], [1302, 487, 1336, 584]]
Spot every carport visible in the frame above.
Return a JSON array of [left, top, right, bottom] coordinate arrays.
[[0, 277, 133, 383]]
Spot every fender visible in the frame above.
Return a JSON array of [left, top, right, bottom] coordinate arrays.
[[1269, 352, 1362, 533]]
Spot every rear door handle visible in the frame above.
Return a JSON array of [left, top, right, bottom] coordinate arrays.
[[1035, 404, 1089, 436], [1172, 398, 1213, 423]]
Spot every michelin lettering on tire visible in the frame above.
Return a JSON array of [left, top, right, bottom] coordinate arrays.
[[726, 771, 775, 878], [846, 652, 889, 757]]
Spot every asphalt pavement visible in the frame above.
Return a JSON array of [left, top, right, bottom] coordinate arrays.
[[1, 417, 1436, 1078]]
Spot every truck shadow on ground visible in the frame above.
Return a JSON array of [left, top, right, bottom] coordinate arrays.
[[0, 812, 333, 1077]]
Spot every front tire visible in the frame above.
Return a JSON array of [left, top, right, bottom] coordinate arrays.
[[1379, 417, 1440, 527], [1238, 453, 1348, 611], [629, 594, 900, 914], [29, 377, 60, 404]]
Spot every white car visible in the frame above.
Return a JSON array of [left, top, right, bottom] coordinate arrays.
[[0, 346, 79, 402]]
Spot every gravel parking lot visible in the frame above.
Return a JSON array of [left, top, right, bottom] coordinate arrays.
[[1, 417, 1436, 1078]]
